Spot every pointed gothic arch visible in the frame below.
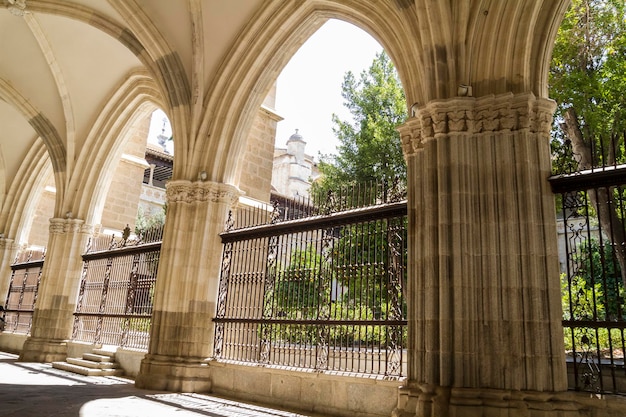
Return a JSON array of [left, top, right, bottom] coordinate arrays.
[[193, 1, 421, 187]]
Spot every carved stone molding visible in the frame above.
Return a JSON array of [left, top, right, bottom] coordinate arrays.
[[166, 180, 241, 205], [5, 0, 27, 16], [49, 218, 89, 235], [393, 384, 594, 417], [397, 117, 423, 157], [0, 237, 17, 251], [398, 93, 556, 157]]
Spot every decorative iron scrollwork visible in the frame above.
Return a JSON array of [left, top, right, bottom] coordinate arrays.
[[577, 334, 602, 393]]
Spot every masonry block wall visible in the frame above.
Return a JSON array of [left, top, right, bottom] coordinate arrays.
[[139, 185, 167, 218], [239, 85, 282, 203], [100, 116, 151, 232]]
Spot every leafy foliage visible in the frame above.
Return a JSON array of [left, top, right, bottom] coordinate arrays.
[[265, 52, 409, 350], [586, 241, 623, 307], [135, 205, 166, 235], [561, 240, 626, 355], [273, 244, 328, 317], [313, 51, 407, 195], [550, 0, 626, 138]]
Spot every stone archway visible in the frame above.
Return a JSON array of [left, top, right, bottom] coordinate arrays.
[[10, 1, 624, 415]]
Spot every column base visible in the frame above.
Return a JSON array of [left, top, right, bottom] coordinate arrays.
[[135, 354, 212, 392], [19, 337, 68, 362], [391, 384, 624, 417]]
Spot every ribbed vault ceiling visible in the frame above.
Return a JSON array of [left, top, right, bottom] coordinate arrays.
[[0, 0, 569, 227], [0, 0, 261, 209]]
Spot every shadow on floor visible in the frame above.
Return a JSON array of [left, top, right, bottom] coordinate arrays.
[[0, 352, 314, 417]]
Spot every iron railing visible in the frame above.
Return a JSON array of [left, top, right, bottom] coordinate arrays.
[[550, 132, 626, 395], [2, 250, 45, 334], [214, 180, 408, 378], [72, 226, 163, 350]]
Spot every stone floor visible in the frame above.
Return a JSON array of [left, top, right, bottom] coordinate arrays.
[[0, 351, 317, 417]]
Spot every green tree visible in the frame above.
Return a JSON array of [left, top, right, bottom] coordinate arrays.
[[550, 0, 626, 286], [135, 205, 166, 235], [314, 51, 407, 195], [306, 51, 408, 323], [550, 0, 626, 138], [569, 239, 624, 320], [273, 244, 327, 318]]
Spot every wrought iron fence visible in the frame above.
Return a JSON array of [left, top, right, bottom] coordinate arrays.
[[214, 180, 408, 378], [2, 249, 45, 334], [550, 132, 626, 395], [72, 226, 163, 350]]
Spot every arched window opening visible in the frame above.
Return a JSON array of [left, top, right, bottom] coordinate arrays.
[[214, 19, 409, 378]]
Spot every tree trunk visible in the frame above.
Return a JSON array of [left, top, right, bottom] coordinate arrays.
[[561, 107, 626, 289]]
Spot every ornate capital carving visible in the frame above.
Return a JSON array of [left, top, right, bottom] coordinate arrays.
[[49, 218, 88, 235], [397, 118, 423, 157], [166, 180, 241, 205], [406, 93, 556, 142]]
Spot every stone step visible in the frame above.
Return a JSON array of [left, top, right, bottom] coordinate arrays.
[[51, 361, 123, 377], [83, 352, 114, 363], [92, 348, 116, 358], [66, 357, 119, 370]]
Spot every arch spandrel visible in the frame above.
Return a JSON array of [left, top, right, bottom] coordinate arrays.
[[0, 139, 52, 242], [0, 78, 67, 212], [191, 0, 425, 187], [188, 0, 568, 191], [66, 70, 164, 226]]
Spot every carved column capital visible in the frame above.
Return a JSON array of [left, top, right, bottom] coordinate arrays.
[[49, 218, 91, 235], [166, 180, 242, 206], [417, 98, 475, 141], [405, 93, 556, 143], [397, 117, 423, 158]]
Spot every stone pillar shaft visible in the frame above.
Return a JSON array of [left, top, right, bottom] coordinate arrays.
[[135, 179, 239, 392], [20, 218, 90, 362], [0, 237, 20, 308], [396, 93, 568, 416]]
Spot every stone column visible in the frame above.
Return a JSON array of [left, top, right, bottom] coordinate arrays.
[[0, 237, 20, 308], [394, 93, 573, 416], [20, 218, 91, 362], [135, 179, 240, 392]]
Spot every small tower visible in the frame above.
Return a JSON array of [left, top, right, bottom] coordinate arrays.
[[286, 129, 306, 164], [156, 117, 170, 154]]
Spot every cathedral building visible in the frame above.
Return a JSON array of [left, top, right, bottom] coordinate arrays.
[[1, 1, 624, 416]]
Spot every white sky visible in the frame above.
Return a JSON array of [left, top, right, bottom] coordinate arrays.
[[274, 19, 383, 157], [148, 19, 382, 159]]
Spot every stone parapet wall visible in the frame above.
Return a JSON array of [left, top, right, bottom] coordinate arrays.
[[209, 362, 400, 417]]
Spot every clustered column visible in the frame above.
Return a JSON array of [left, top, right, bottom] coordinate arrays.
[[395, 93, 570, 416], [20, 218, 91, 362], [136, 179, 240, 392]]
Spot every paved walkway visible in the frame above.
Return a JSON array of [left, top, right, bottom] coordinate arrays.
[[0, 352, 316, 417]]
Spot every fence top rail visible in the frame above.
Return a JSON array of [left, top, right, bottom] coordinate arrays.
[[220, 200, 407, 243], [73, 312, 152, 319], [10, 259, 45, 271], [548, 163, 626, 193], [213, 317, 408, 326], [86, 225, 165, 253], [82, 241, 162, 261]]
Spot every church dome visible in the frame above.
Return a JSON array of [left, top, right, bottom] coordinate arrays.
[[287, 129, 305, 143]]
